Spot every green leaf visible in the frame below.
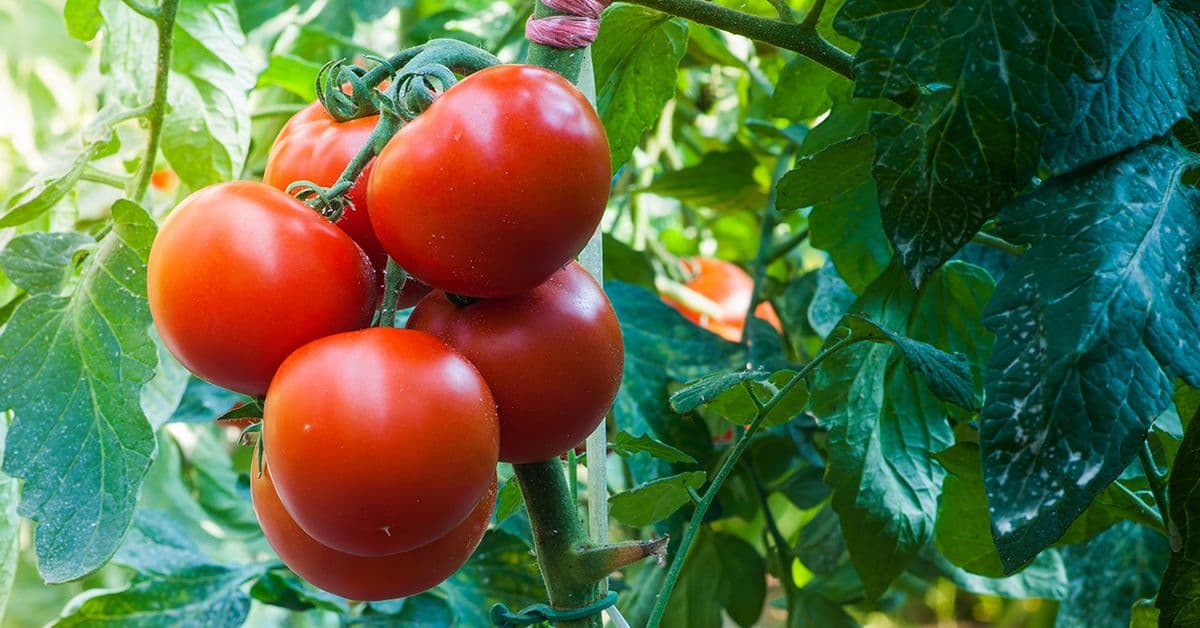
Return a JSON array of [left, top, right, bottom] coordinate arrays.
[[1132, 599, 1160, 627], [795, 506, 846, 576], [100, 0, 255, 189], [139, 331, 190, 429], [981, 142, 1200, 571], [250, 570, 349, 614], [602, 234, 656, 292], [0, 232, 92, 294], [610, 431, 697, 464], [787, 590, 857, 628], [808, 178, 891, 293], [1159, 407, 1200, 625], [56, 510, 261, 626], [644, 150, 767, 212], [810, 260, 994, 598], [924, 548, 1067, 600], [770, 56, 840, 121], [609, 471, 706, 527], [0, 200, 158, 583], [660, 529, 765, 628], [835, 0, 1200, 286], [493, 477, 524, 524], [670, 369, 769, 414], [933, 443, 1005, 577], [0, 146, 101, 228], [258, 53, 322, 101], [608, 281, 738, 482], [364, 594, 453, 625], [842, 314, 979, 410], [437, 530, 545, 626], [777, 135, 872, 211], [0, 419, 19, 623], [807, 262, 857, 338], [1057, 522, 1168, 628], [63, 0, 102, 40], [593, 4, 687, 169]]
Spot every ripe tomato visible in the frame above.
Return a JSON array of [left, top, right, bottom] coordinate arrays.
[[263, 101, 387, 270], [408, 262, 623, 463], [252, 448, 495, 601], [263, 328, 499, 556], [368, 65, 611, 298], [147, 181, 376, 395], [662, 257, 782, 342]]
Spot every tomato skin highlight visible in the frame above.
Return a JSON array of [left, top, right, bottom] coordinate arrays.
[[147, 181, 376, 396], [408, 262, 623, 464], [661, 257, 782, 342], [263, 327, 499, 556], [368, 65, 611, 298], [264, 101, 387, 270], [252, 449, 496, 601]]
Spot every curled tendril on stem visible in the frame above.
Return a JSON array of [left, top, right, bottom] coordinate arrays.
[[286, 180, 354, 223]]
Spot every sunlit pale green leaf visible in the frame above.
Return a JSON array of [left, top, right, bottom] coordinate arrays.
[[0, 201, 157, 583]]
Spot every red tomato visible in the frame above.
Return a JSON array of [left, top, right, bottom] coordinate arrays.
[[252, 448, 495, 601], [408, 262, 623, 463], [263, 328, 499, 556], [661, 257, 783, 342], [147, 181, 376, 395], [368, 65, 611, 298], [263, 102, 387, 270]]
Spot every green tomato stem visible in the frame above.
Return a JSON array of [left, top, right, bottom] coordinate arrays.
[[742, 149, 795, 351], [128, 0, 179, 204], [646, 334, 857, 627]]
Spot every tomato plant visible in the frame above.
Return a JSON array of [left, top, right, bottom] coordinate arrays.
[[263, 327, 499, 556], [367, 64, 611, 298], [147, 181, 376, 395], [6, 0, 1200, 626], [408, 261, 623, 463], [263, 101, 388, 270], [252, 448, 496, 601]]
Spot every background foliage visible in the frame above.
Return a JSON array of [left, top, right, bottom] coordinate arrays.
[[2, 0, 1199, 625]]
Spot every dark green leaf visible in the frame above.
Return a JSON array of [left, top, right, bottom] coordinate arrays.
[[1057, 522, 1168, 627], [795, 506, 846, 576], [0, 200, 157, 583], [365, 594, 454, 625], [0, 232, 92, 294], [251, 570, 348, 614], [610, 431, 697, 464], [924, 549, 1067, 600], [670, 369, 768, 414], [842, 314, 979, 410], [609, 471, 705, 527], [169, 378, 246, 424], [810, 260, 994, 598], [437, 530, 544, 626], [593, 4, 687, 169], [933, 443, 1007, 576], [659, 529, 765, 628], [608, 281, 737, 482], [981, 143, 1200, 571], [807, 262, 857, 338], [56, 510, 261, 626], [835, 0, 1200, 286], [644, 150, 767, 212], [808, 179, 891, 293], [1159, 407, 1200, 625], [777, 135, 872, 211], [602, 234, 656, 291]]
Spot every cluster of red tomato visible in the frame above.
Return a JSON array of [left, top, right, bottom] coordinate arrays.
[[146, 65, 623, 600]]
